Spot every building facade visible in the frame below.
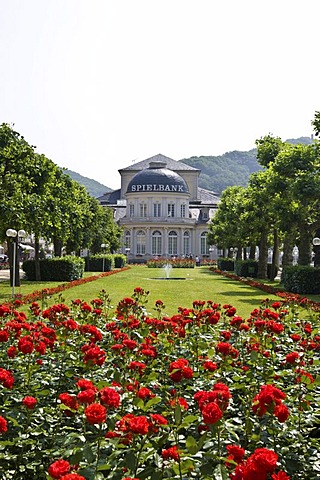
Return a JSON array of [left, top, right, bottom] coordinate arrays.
[[98, 154, 220, 262]]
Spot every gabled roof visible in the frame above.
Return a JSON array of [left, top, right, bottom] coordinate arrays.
[[197, 187, 220, 204], [97, 189, 121, 204], [119, 154, 200, 172]]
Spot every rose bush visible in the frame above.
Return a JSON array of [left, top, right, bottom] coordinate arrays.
[[0, 287, 319, 479]]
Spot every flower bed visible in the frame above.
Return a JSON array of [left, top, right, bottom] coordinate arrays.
[[147, 258, 195, 268], [0, 287, 319, 479], [2, 267, 130, 309]]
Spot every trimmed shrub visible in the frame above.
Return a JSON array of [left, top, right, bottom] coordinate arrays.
[[22, 256, 85, 281], [234, 259, 258, 278], [281, 265, 320, 294], [114, 254, 127, 268], [217, 258, 234, 271], [84, 254, 113, 272]]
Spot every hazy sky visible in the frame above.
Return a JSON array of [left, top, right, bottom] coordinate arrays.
[[1, 0, 319, 190]]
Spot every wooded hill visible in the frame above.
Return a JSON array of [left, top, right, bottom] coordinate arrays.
[[180, 136, 313, 194], [66, 137, 313, 197]]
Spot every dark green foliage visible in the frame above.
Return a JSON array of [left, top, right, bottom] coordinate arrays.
[[114, 254, 127, 268], [180, 138, 313, 195], [235, 260, 258, 278], [180, 150, 261, 194], [281, 265, 320, 294], [64, 169, 112, 198], [84, 254, 114, 272], [22, 256, 85, 281], [217, 258, 235, 271]]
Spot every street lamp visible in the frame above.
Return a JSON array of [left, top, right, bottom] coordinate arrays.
[[101, 243, 109, 272], [312, 237, 320, 267], [6, 228, 26, 297]]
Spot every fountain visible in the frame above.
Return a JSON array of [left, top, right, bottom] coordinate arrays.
[[154, 262, 186, 280], [164, 262, 172, 279]]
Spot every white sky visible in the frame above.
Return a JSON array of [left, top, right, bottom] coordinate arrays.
[[1, 0, 319, 190]]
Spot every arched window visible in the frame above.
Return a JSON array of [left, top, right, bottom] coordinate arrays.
[[168, 230, 178, 256], [125, 231, 131, 251], [183, 231, 190, 256], [136, 230, 146, 255], [200, 232, 209, 256], [152, 230, 162, 256]]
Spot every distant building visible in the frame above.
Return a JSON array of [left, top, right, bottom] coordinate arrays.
[[97, 154, 220, 262]]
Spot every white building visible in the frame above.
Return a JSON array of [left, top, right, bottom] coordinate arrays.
[[98, 154, 220, 262]]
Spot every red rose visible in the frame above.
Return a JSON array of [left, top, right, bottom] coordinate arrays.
[[59, 393, 79, 411], [274, 403, 290, 423], [162, 445, 180, 461], [60, 475, 87, 480], [201, 402, 223, 424], [18, 336, 34, 354], [137, 387, 155, 401], [84, 403, 106, 424], [0, 415, 8, 434], [77, 389, 96, 405], [48, 459, 71, 479], [128, 415, 150, 435], [0, 330, 9, 342], [99, 387, 121, 408], [226, 444, 245, 465], [271, 471, 291, 480], [23, 396, 37, 409], [0, 368, 14, 389]]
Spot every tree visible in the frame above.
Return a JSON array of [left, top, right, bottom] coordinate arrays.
[[207, 186, 248, 257]]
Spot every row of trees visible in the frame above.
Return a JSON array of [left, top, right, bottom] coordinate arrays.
[[0, 123, 122, 280], [207, 111, 320, 279]]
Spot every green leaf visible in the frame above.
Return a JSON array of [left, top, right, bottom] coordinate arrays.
[[83, 444, 95, 463], [124, 450, 136, 470], [213, 463, 229, 480], [186, 435, 198, 454], [174, 403, 182, 425]]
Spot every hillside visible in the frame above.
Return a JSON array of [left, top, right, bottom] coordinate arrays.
[[180, 136, 313, 194], [65, 137, 313, 197], [64, 169, 112, 198]]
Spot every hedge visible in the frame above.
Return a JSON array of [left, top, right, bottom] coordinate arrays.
[[22, 256, 85, 281], [281, 265, 320, 294]]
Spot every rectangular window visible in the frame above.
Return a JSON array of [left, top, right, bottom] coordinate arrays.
[[168, 203, 175, 217], [139, 203, 147, 217], [153, 203, 161, 217], [181, 204, 186, 218], [129, 204, 134, 217]]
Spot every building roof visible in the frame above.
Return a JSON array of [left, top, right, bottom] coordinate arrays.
[[119, 154, 200, 173], [126, 163, 189, 194], [97, 189, 121, 205], [197, 187, 220, 205]]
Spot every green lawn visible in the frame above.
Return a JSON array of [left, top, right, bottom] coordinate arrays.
[[0, 266, 285, 319]]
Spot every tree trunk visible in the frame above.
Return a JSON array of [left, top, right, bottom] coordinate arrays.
[[269, 229, 279, 281], [53, 238, 63, 257], [34, 235, 41, 281], [297, 225, 312, 266], [282, 231, 296, 267], [257, 230, 268, 279], [249, 245, 256, 260]]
